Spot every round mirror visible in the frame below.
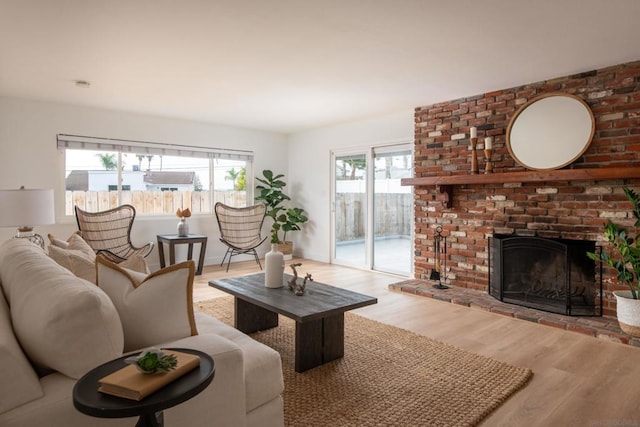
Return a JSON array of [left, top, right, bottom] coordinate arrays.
[[506, 93, 595, 170]]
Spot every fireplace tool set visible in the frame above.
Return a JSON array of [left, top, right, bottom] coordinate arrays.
[[430, 225, 449, 289]]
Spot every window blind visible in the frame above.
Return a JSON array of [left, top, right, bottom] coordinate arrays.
[[56, 134, 254, 161]]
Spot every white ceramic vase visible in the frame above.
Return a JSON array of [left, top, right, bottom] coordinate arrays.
[[614, 290, 640, 337], [264, 244, 284, 288], [177, 218, 189, 237]]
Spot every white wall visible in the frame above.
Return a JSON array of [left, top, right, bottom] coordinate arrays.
[[0, 96, 288, 270], [287, 110, 414, 262]]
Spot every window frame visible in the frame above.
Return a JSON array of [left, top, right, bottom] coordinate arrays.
[[58, 134, 254, 217]]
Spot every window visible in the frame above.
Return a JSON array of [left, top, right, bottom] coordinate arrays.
[[58, 134, 253, 216]]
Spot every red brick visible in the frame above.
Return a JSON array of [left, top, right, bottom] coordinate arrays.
[[412, 60, 640, 319]]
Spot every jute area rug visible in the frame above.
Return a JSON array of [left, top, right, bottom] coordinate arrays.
[[195, 297, 532, 427]]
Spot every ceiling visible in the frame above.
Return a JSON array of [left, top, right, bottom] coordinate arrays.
[[2, 0, 640, 134]]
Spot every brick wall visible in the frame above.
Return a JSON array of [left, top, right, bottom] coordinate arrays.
[[413, 60, 640, 317]]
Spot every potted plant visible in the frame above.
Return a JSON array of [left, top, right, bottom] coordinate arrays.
[[255, 170, 308, 259], [587, 187, 640, 336]]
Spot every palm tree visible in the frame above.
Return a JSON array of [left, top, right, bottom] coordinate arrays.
[[225, 168, 240, 190], [96, 153, 117, 170], [343, 158, 366, 180], [236, 167, 246, 191]]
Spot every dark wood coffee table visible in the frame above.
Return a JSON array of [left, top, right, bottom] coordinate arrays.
[[209, 273, 377, 372]]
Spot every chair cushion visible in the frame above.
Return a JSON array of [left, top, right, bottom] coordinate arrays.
[[96, 256, 198, 352], [0, 239, 124, 379]]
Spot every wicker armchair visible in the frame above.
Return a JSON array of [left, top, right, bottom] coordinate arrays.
[[74, 204, 154, 263], [215, 202, 267, 272]]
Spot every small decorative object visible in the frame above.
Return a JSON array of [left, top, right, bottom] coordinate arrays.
[[176, 208, 191, 237], [469, 127, 479, 174], [484, 136, 493, 174], [288, 262, 313, 296], [125, 348, 178, 374], [265, 244, 285, 288], [429, 226, 449, 289]]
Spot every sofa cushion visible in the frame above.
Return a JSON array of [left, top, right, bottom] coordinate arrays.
[[0, 239, 124, 379], [194, 312, 284, 412], [66, 232, 96, 257], [47, 232, 71, 249], [48, 245, 96, 283], [96, 256, 198, 352], [48, 234, 149, 283], [0, 286, 43, 413]]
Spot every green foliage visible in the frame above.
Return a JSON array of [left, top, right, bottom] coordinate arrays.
[[587, 187, 640, 299], [255, 169, 307, 244], [236, 167, 246, 191], [96, 153, 117, 170], [136, 351, 177, 373], [281, 207, 308, 242], [225, 167, 247, 191]]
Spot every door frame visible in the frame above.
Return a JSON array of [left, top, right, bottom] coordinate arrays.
[[330, 141, 413, 276]]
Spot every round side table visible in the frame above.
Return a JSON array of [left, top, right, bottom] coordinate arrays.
[[73, 348, 214, 427]]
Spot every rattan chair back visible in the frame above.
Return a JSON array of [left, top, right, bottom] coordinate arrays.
[[214, 202, 267, 271], [74, 204, 154, 263]]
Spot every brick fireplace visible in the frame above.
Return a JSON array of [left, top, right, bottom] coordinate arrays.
[[408, 60, 640, 317]]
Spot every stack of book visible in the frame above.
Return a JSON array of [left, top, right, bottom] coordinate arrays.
[[98, 350, 200, 401]]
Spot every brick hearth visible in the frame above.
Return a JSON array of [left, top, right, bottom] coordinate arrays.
[[389, 280, 640, 347]]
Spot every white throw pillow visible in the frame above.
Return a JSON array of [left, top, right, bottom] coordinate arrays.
[[48, 233, 149, 283], [66, 232, 96, 258], [47, 233, 70, 249], [0, 239, 124, 379], [96, 256, 198, 352], [48, 245, 96, 283]]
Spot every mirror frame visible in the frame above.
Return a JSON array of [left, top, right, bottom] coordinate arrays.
[[506, 92, 595, 171]]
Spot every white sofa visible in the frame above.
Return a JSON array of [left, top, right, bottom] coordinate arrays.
[[0, 239, 284, 427]]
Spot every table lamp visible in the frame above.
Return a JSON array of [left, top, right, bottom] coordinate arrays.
[[0, 187, 55, 248]]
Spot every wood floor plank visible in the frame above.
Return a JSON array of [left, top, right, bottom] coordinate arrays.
[[193, 258, 640, 426]]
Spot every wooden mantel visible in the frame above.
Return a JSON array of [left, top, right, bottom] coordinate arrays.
[[401, 167, 640, 208]]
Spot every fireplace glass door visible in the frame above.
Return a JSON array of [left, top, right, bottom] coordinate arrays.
[[489, 235, 602, 316]]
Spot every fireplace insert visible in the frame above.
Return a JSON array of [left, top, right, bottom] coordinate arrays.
[[488, 235, 602, 316]]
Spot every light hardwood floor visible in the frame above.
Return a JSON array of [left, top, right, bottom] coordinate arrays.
[[194, 258, 640, 427]]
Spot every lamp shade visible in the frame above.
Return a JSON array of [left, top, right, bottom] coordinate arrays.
[[0, 188, 55, 228]]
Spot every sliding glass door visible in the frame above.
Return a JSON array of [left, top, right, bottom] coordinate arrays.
[[331, 144, 412, 276], [333, 153, 368, 268], [372, 147, 413, 275]]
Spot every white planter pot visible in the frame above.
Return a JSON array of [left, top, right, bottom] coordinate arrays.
[[614, 290, 640, 337]]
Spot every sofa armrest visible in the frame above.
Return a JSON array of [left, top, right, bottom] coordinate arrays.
[[0, 287, 43, 414], [158, 333, 247, 427]]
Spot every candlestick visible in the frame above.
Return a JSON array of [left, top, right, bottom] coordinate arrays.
[[470, 137, 478, 174], [484, 147, 493, 174]]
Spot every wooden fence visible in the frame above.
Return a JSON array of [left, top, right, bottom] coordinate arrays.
[[66, 190, 246, 216], [335, 193, 412, 241]]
